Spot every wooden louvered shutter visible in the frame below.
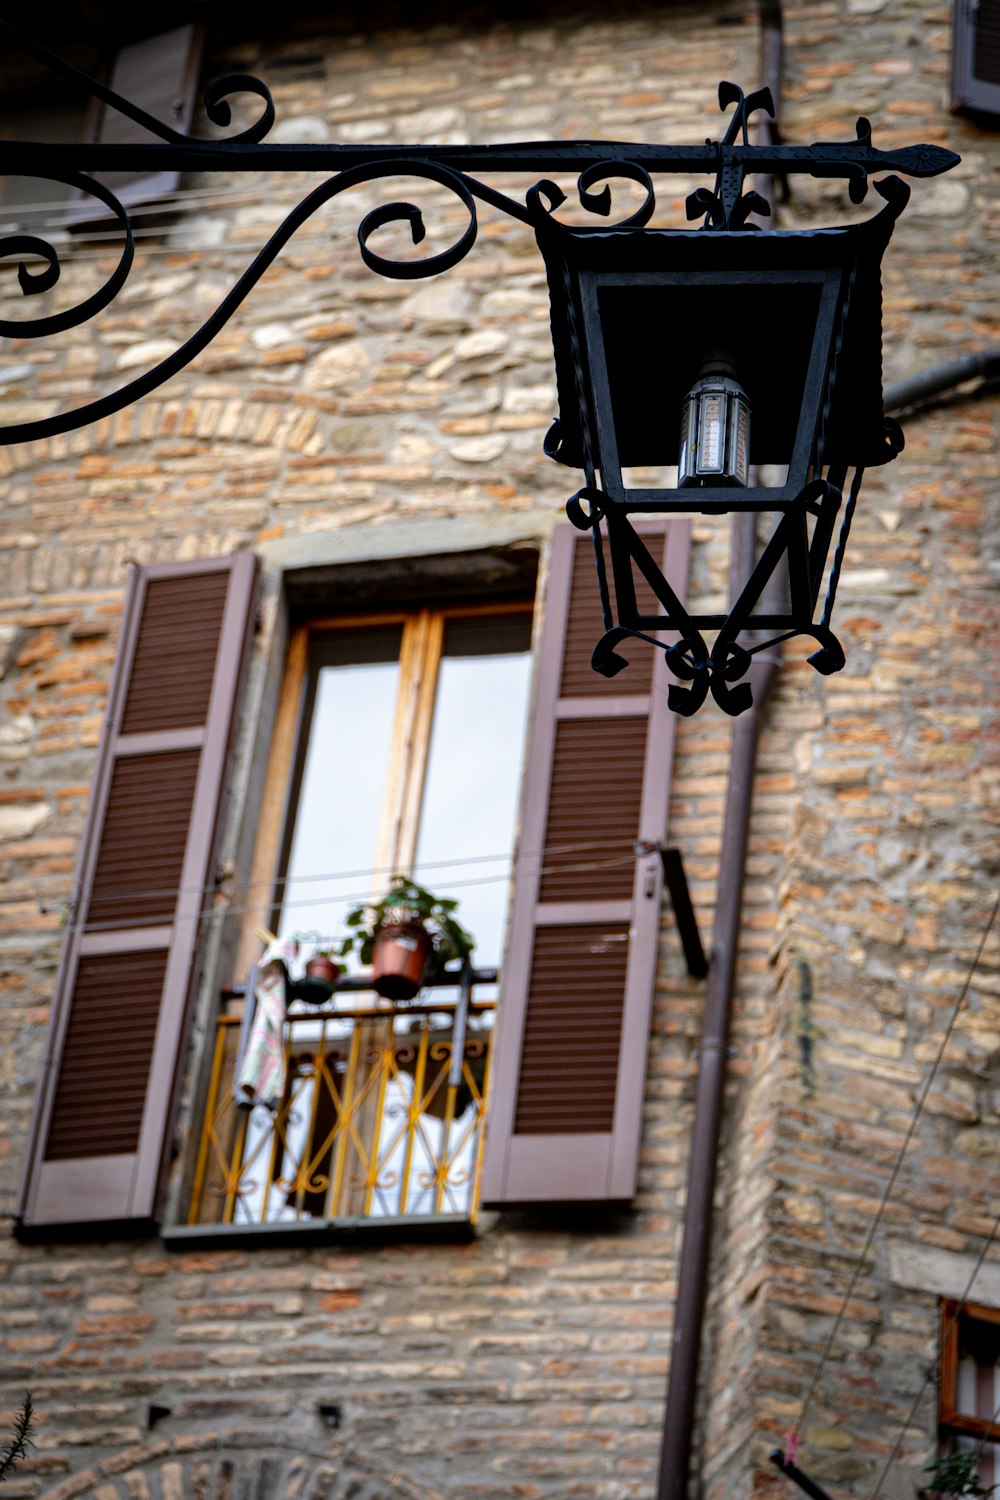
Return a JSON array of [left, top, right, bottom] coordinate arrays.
[[482, 520, 690, 1206], [71, 25, 204, 218], [952, 0, 1000, 115], [17, 554, 257, 1232]]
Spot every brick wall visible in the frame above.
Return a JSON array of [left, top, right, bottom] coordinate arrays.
[[0, 3, 998, 1498]]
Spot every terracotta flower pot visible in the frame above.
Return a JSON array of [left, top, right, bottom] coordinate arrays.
[[305, 955, 340, 986], [372, 922, 432, 1000]]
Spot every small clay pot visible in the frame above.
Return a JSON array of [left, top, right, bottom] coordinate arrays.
[[305, 955, 340, 986], [372, 922, 432, 1000]]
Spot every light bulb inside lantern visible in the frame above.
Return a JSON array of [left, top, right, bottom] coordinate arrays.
[[679, 353, 751, 487]]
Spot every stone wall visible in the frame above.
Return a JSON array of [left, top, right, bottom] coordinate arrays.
[[0, 3, 998, 1499]]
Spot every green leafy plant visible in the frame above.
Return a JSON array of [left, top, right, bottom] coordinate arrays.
[[923, 1453, 996, 1500], [0, 1393, 34, 1484], [339, 877, 474, 970]]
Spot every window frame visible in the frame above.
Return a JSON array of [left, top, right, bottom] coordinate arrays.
[[235, 597, 535, 980], [940, 1298, 1000, 1443]]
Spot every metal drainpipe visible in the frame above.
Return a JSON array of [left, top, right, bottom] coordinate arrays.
[[884, 349, 1000, 413], [655, 9, 784, 1499], [654, 525, 781, 1500]]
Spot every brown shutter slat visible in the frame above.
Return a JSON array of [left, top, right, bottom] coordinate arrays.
[[514, 923, 631, 1135], [559, 536, 660, 697], [17, 553, 258, 1232], [121, 573, 228, 732], [71, 25, 204, 219], [952, 0, 1000, 114], [539, 718, 647, 903], [88, 750, 201, 926], [44, 951, 167, 1160], [482, 520, 690, 1206]]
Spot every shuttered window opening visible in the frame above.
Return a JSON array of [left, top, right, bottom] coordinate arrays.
[[539, 717, 647, 904], [70, 25, 205, 221], [513, 923, 631, 1135], [44, 951, 167, 1160], [87, 750, 200, 927]]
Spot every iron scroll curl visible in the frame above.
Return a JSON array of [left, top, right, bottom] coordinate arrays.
[[524, 162, 657, 231], [0, 150, 668, 446], [0, 159, 489, 445], [0, 171, 134, 340]]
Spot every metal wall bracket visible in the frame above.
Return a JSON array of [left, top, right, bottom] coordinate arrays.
[[770, 1449, 837, 1500], [659, 847, 709, 979]]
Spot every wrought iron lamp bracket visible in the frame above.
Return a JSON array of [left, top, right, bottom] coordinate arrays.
[[0, 26, 961, 712]]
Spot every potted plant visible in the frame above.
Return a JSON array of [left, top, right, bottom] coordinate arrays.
[[340, 876, 474, 1001], [304, 949, 340, 987]]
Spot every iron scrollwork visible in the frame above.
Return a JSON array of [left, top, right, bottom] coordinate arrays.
[[0, 24, 958, 438], [0, 23, 962, 712]]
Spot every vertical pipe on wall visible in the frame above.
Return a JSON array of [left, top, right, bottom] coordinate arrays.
[[655, 8, 784, 1499], [654, 524, 781, 1500]]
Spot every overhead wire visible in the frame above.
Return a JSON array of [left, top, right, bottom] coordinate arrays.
[[789, 890, 1000, 1456], [44, 835, 642, 914], [55, 845, 645, 938]]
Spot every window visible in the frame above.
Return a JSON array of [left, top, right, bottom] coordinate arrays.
[[273, 606, 534, 970], [940, 1300, 1000, 1486], [952, 0, 1000, 118], [189, 603, 535, 1228], [0, 25, 203, 229], [18, 524, 690, 1236]]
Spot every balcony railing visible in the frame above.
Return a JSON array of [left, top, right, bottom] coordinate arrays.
[[188, 971, 496, 1229]]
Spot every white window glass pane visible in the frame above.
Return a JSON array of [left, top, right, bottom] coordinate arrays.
[[277, 629, 402, 957], [413, 614, 533, 972], [959, 1351, 979, 1416]]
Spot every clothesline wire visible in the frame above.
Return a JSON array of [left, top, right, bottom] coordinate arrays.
[[791, 889, 1000, 1454], [868, 1195, 1000, 1500], [46, 835, 647, 915], [59, 848, 645, 937], [0, 221, 463, 271]]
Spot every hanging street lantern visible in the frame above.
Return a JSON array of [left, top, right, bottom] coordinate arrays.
[[0, 31, 960, 712], [534, 84, 954, 715]]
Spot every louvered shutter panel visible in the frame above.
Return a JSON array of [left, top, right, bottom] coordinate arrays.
[[482, 520, 690, 1205], [71, 25, 204, 218], [952, 0, 1000, 115], [17, 554, 257, 1231]]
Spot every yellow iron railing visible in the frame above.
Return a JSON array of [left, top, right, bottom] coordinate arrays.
[[188, 995, 495, 1227]]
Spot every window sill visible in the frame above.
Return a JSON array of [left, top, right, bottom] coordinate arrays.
[[161, 1213, 479, 1251]]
